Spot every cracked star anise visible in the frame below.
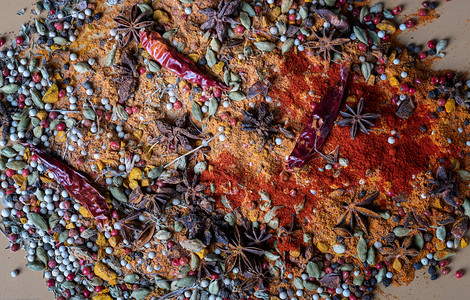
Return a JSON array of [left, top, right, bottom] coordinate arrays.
[[115, 211, 155, 248], [153, 113, 203, 152], [241, 102, 294, 149], [436, 74, 468, 108], [222, 225, 265, 273], [335, 191, 381, 236], [113, 51, 139, 103], [336, 98, 380, 140], [403, 209, 431, 229], [200, 0, 240, 42], [428, 166, 459, 207], [303, 28, 350, 62], [378, 236, 419, 265], [113, 4, 154, 47]]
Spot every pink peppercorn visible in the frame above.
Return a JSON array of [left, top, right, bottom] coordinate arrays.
[[235, 25, 245, 34], [418, 9, 428, 16], [418, 52, 428, 60], [213, 88, 222, 98], [288, 14, 296, 21], [357, 42, 368, 52], [427, 40, 436, 49], [15, 36, 23, 45], [54, 22, 64, 31], [406, 19, 416, 28], [442, 267, 450, 274], [392, 6, 402, 15], [456, 270, 463, 278], [56, 122, 65, 131], [438, 98, 447, 106]]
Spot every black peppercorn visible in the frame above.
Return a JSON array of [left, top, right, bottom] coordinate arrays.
[[63, 78, 71, 85], [429, 1, 438, 9], [63, 63, 70, 71], [198, 57, 207, 66], [77, 19, 84, 27], [94, 13, 102, 21], [428, 89, 438, 99], [37, 36, 46, 45], [85, 16, 94, 24], [383, 277, 392, 287], [146, 73, 155, 80]]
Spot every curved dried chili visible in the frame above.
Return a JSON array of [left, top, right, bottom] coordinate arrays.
[[287, 63, 349, 169], [23, 143, 111, 226], [140, 30, 229, 91]]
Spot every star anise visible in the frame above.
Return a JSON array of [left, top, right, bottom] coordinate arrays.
[[115, 211, 154, 247], [178, 209, 230, 246], [241, 260, 272, 291], [336, 98, 380, 140], [243, 224, 272, 247], [113, 51, 139, 103], [428, 166, 459, 207], [201, 0, 240, 42], [128, 186, 172, 215], [378, 236, 420, 265], [436, 74, 468, 108], [165, 169, 205, 206], [113, 4, 154, 47], [152, 114, 203, 152], [197, 258, 219, 280], [335, 191, 381, 236], [222, 225, 265, 273], [303, 28, 350, 62], [241, 103, 294, 149]]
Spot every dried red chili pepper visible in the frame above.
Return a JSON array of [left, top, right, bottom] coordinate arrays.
[[23, 143, 111, 226], [140, 30, 229, 91], [287, 63, 349, 169]]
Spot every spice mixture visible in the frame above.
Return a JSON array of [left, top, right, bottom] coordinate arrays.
[[0, 0, 469, 300]]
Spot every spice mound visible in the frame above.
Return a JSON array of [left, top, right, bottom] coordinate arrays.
[[0, 0, 469, 300]]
